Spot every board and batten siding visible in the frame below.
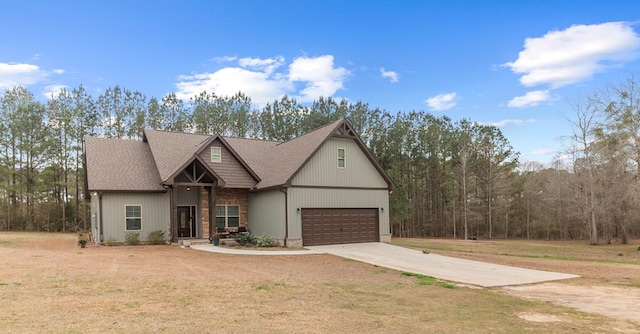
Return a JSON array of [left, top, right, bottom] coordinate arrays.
[[291, 137, 388, 188], [199, 139, 256, 188], [287, 188, 390, 240], [99, 192, 170, 242], [248, 189, 286, 243]]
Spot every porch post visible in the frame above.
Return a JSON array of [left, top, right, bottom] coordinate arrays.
[[208, 182, 216, 239], [171, 185, 178, 242]]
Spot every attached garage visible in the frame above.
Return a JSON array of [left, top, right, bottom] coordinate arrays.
[[301, 208, 379, 246]]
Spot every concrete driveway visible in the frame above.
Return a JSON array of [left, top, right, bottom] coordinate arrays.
[[306, 242, 579, 287]]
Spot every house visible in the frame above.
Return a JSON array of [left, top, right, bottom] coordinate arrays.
[[84, 119, 395, 247]]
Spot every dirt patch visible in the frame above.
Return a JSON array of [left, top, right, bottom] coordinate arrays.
[[504, 283, 640, 326], [517, 312, 563, 323]]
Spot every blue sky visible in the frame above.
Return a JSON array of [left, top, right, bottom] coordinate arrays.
[[2, 1, 640, 164]]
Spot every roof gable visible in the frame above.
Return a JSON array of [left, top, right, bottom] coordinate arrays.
[[194, 135, 260, 186], [143, 129, 210, 183]]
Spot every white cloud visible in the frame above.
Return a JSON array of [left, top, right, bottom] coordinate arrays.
[[210, 56, 237, 63], [176, 55, 349, 106], [531, 148, 555, 156], [507, 90, 550, 107], [0, 62, 66, 91], [0, 62, 46, 89], [489, 118, 537, 127], [425, 92, 457, 111], [504, 22, 640, 88], [380, 67, 399, 83], [238, 56, 285, 75], [176, 67, 293, 106], [42, 84, 68, 99], [288, 55, 349, 102]]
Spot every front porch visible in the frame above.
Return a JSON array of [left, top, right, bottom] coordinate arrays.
[[170, 184, 250, 242]]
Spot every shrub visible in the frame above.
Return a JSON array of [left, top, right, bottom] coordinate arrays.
[[255, 234, 275, 247], [104, 237, 119, 246], [125, 232, 140, 245], [233, 233, 257, 246], [233, 233, 274, 247], [147, 230, 165, 244]]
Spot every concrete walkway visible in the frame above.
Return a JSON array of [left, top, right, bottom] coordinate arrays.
[[307, 243, 580, 287], [190, 244, 324, 256], [192, 242, 579, 287]]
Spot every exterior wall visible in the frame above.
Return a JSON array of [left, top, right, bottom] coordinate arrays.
[[247, 189, 286, 244], [215, 188, 249, 228], [287, 188, 391, 244], [99, 192, 170, 242], [291, 137, 388, 188], [199, 139, 256, 188]]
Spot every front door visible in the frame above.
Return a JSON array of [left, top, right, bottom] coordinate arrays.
[[177, 206, 197, 238]]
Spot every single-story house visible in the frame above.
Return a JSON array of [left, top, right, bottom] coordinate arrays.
[[84, 118, 395, 247]]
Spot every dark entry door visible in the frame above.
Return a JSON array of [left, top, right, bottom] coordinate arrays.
[[177, 206, 196, 238]]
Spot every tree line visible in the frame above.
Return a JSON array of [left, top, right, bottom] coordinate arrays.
[[1, 75, 639, 243]]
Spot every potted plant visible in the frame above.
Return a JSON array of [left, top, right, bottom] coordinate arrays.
[[211, 232, 221, 246], [77, 233, 88, 248]]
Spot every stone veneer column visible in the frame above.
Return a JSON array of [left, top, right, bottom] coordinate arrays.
[[201, 187, 209, 237]]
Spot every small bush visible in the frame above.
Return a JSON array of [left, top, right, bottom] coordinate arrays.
[[147, 230, 165, 244], [125, 232, 140, 245], [104, 237, 119, 246], [233, 233, 258, 246], [233, 233, 274, 247], [255, 234, 275, 247]]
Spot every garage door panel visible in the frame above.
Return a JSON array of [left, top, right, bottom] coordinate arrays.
[[302, 208, 378, 246]]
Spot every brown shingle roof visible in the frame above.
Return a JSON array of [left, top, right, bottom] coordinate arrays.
[[85, 137, 164, 191], [143, 130, 210, 183], [85, 118, 394, 192]]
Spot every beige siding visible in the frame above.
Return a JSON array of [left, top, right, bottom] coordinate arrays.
[[199, 139, 256, 188], [248, 189, 286, 241], [287, 188, 390, 240], [291, 137, 388, 188], [100, 192, 170, 242]]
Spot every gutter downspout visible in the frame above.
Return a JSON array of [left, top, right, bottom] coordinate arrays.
[[98, 192, 104, 243], [279, 187, 288, 247]]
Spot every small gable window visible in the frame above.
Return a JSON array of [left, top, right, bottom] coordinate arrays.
[[125, 205, 142, 231], [211, 147, 221, 163], [337, 148, 346, 169]]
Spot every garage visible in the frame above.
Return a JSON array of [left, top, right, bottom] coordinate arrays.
[[301, 208, 379, 246]]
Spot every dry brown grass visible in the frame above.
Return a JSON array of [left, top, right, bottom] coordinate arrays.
[[1, 233, 638, 333]]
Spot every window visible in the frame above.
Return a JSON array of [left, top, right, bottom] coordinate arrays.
[[211, 147, 221, 163], [337, 148, 346, 168], [216, 205, 240, 228], [125, 205, 142, 231]]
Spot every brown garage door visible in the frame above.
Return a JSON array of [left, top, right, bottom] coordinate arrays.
[[301, 208, 379, 246]]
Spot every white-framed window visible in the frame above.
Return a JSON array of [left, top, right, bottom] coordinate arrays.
[[337, 147, 346, 168], [215, 205, 240, 228], [211, 147, 222, 163], [125, 205, 142, 231]]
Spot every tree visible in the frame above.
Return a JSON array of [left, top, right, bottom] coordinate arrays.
[[567, 96, 602, 245]]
